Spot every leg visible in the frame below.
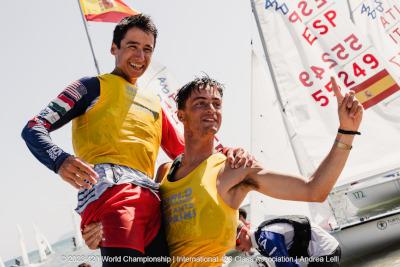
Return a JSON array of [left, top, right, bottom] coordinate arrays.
[[101, 247, 145, 267], [144, 223, 170, 267], [143, 195, 170, 267]]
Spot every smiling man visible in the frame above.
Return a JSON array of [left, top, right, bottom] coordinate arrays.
[[158, 75, 361, 266], [21, 15, 185, 266]]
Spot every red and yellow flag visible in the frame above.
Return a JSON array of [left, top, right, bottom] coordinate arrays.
[[351, 69, 400, 109], [79, 0, 139, 23]]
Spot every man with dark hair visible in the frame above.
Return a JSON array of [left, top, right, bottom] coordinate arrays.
[[83, 74, 362, 266], [22, 15, 248, 266], [22, 14, 180, 265], [239, 208, 247, 222], [155, 75, 360, 266]]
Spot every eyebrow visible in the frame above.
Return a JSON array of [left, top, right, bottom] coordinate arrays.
[[126, 41, 153, 49], [192, 96, 221, 102]]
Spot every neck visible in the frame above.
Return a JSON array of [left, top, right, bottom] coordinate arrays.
[[111, 68, 137, 84], [182, 131, 215, 167]]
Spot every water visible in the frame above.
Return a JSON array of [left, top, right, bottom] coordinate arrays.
[[5, 238, 400, 267]]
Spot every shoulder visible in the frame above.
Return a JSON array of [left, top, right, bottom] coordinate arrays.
[[78, 76, 100, 90], [155, 162, 173, 183], [220, 159, 264, 180]]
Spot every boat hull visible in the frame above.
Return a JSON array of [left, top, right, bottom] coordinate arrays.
[[346, 174, 400, 210], [331, 211, 400, 259]]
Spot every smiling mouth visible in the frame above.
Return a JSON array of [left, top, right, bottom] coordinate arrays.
[[203, 118, 216, 122], [129, 62, 144, 71]]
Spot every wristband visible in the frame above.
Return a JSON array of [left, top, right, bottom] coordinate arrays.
[[338, 128, 361, 135]]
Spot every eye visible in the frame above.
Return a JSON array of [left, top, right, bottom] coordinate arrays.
[[144, 48, 153, 54], [196, 101, 206, 107], [213, 102, 222, 109]]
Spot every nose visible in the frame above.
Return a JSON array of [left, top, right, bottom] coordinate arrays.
[[134, 48, 145, 61], [205, 103, 217, 113]]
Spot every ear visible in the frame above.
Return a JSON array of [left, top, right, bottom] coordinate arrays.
[[111, 43, 118, 55], [177, 110, 185, 122]]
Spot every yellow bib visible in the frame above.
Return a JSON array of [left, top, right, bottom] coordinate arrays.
[[160, 153, 238, 266], [72, 74, 162, 177]]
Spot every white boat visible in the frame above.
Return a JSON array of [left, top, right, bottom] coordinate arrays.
[[0, 256, 6, 267], [344, 167, 400, 211], [249, 0, 400, 260]]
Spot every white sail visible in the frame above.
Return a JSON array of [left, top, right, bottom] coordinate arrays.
[[71, 210, 84, 249], [33, 223, 53, 262], [33, 224, 46, 262], [138, 61, 183, 134], [0, 256, 5, 267], [249, 48, 311, 225], [347, 0, 400, 84], [17, 225, 30, 266], [347, 0, 400, 125], [251, 0, 400, 183], [250, 0, 400, 258]]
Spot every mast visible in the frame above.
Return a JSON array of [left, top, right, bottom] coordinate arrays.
[[77, 0, 101, 75], [250, 0, 311, 176]]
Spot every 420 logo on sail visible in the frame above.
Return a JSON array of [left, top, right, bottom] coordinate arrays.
[[298, 33, 381, 107]]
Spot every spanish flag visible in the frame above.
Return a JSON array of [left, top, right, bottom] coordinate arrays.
[[79, 0, 139, 23], [351, 69, 400, 109]]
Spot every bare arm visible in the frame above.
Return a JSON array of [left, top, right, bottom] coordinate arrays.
[[155, 162, 172, 183], [245, 133, 354, 202], [219, 77, 363, 206]]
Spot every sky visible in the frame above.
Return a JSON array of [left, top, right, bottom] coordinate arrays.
[[0, 0, 256, 261]]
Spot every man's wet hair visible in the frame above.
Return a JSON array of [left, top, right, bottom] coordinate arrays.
[[239, 208, 247, 220], [113, 14, 158, 48], [175, 74, 224, 110]]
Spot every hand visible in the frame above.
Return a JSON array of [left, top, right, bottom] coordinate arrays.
[[331, 77, 363, 131], [224, 147, 255, 168], [58, 156, 98, 189], [82, 222, 103, 250]]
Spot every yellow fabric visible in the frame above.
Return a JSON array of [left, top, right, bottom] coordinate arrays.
[[160, 153, 238, 266], [72, 74, 162, 177]]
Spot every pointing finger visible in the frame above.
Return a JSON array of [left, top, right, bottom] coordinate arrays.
[[331, 77, 343, 105], [340, 93, 349, 113]]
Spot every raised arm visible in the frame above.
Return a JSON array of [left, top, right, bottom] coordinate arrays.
[[21, 77, 99, 189], [220, 78, 363, 206]]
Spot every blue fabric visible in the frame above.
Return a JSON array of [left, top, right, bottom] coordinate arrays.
[[256, 230, 300, 267], [21, 77, 99, 173]]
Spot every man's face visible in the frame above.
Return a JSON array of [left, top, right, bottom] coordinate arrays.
[[179, 85, 222, 136], [111, 27, 154, 82]]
